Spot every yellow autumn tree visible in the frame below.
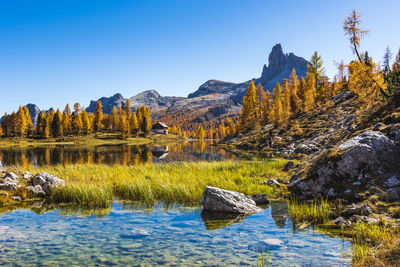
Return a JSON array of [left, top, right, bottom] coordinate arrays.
[[269, 82, 283, 125], [239, 81, 257, 131], [348, 59, 387, 109], [94, 100, 104, 131], [303, 73, 316, 113]]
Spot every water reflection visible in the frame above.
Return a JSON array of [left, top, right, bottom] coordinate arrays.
[[0, 141, 236, 167], [0, 201, 351, 266], [200, 210, 249, 230]]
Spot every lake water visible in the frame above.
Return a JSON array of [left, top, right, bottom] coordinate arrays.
[[0, 201, 351, 266], [0, 141, 237, 166]]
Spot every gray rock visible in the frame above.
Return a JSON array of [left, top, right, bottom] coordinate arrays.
[[384, 176, 400, 188], [0, 180, 17, 191], [333, 217, 351, 227], [289, 131, 399, 200], [32, 172, 65, 194], [341, 203, 372, 217], [201, 186, 260, 214], [0, 192, 8, 197], [3, 172, 18, 182], [26, 185, 46, 197], [11, 196, 21, 202], [247, 194, 269, 205], [23, 172, 33, 180]]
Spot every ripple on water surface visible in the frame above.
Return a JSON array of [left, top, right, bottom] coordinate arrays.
[[0, 201, 351, 266]]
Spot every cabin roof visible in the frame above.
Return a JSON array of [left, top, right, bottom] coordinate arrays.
[[152, 122, 168, 129]]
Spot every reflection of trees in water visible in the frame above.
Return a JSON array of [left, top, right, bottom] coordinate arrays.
[[270, 201, 289, 229], [0, 142, 237, 166]]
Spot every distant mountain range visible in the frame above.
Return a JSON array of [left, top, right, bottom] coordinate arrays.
[[3, 44, 308, 126]]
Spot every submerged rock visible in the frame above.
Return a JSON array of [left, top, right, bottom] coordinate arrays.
[[32, 172, 65, 195], [247, 194, 269, 205], [201, 186, 260, 214]]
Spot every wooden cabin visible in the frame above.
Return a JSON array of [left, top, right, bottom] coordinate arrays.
[[152, 122, 169, 134]]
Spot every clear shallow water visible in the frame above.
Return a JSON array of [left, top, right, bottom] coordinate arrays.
[[0, 141, 237, 166], [0, 201, 351, 266]]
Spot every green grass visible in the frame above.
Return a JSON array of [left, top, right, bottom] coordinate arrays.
[[352, 218, 396, 262], [289, 198, 330, 224], [22, 159, 288, 207]]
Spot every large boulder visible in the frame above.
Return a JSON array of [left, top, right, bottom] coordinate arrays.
[[0, 172, 18, 191], [201, 186, 260, 214], [32, 172, 65, 195], [289, 131, 399, 200]]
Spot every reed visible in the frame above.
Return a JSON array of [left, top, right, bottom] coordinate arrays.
[[23, 159, 288, 207], [289, 198, 330, 224]]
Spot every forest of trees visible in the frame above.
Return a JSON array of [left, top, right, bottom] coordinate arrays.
[[0, 100, 152, 139]]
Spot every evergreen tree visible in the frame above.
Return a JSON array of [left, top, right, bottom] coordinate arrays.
[[51, 109, 63, 137], [383, 46, 392, 74], [307, 52, 326, 102]]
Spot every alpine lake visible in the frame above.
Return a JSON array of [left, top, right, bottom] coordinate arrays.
[[0, 142, 351, 266]]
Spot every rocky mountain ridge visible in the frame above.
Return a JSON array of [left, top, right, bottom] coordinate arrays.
[[3, 44, 308, 126]]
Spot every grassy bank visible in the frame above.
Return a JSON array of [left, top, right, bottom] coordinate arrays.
[[0, 132, 186, 147], [21, 160, 288, 207]]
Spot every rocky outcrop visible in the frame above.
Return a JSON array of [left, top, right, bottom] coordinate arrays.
[[86, 93, 126, 114], [288, 130, 400, 201], [129, 90, 184, 110], [200, 186, 260, 214], [188, 44, 308, 103], [259, 44, 308, 91]]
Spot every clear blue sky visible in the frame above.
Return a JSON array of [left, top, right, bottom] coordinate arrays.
[[1, 0, 399, 114]]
